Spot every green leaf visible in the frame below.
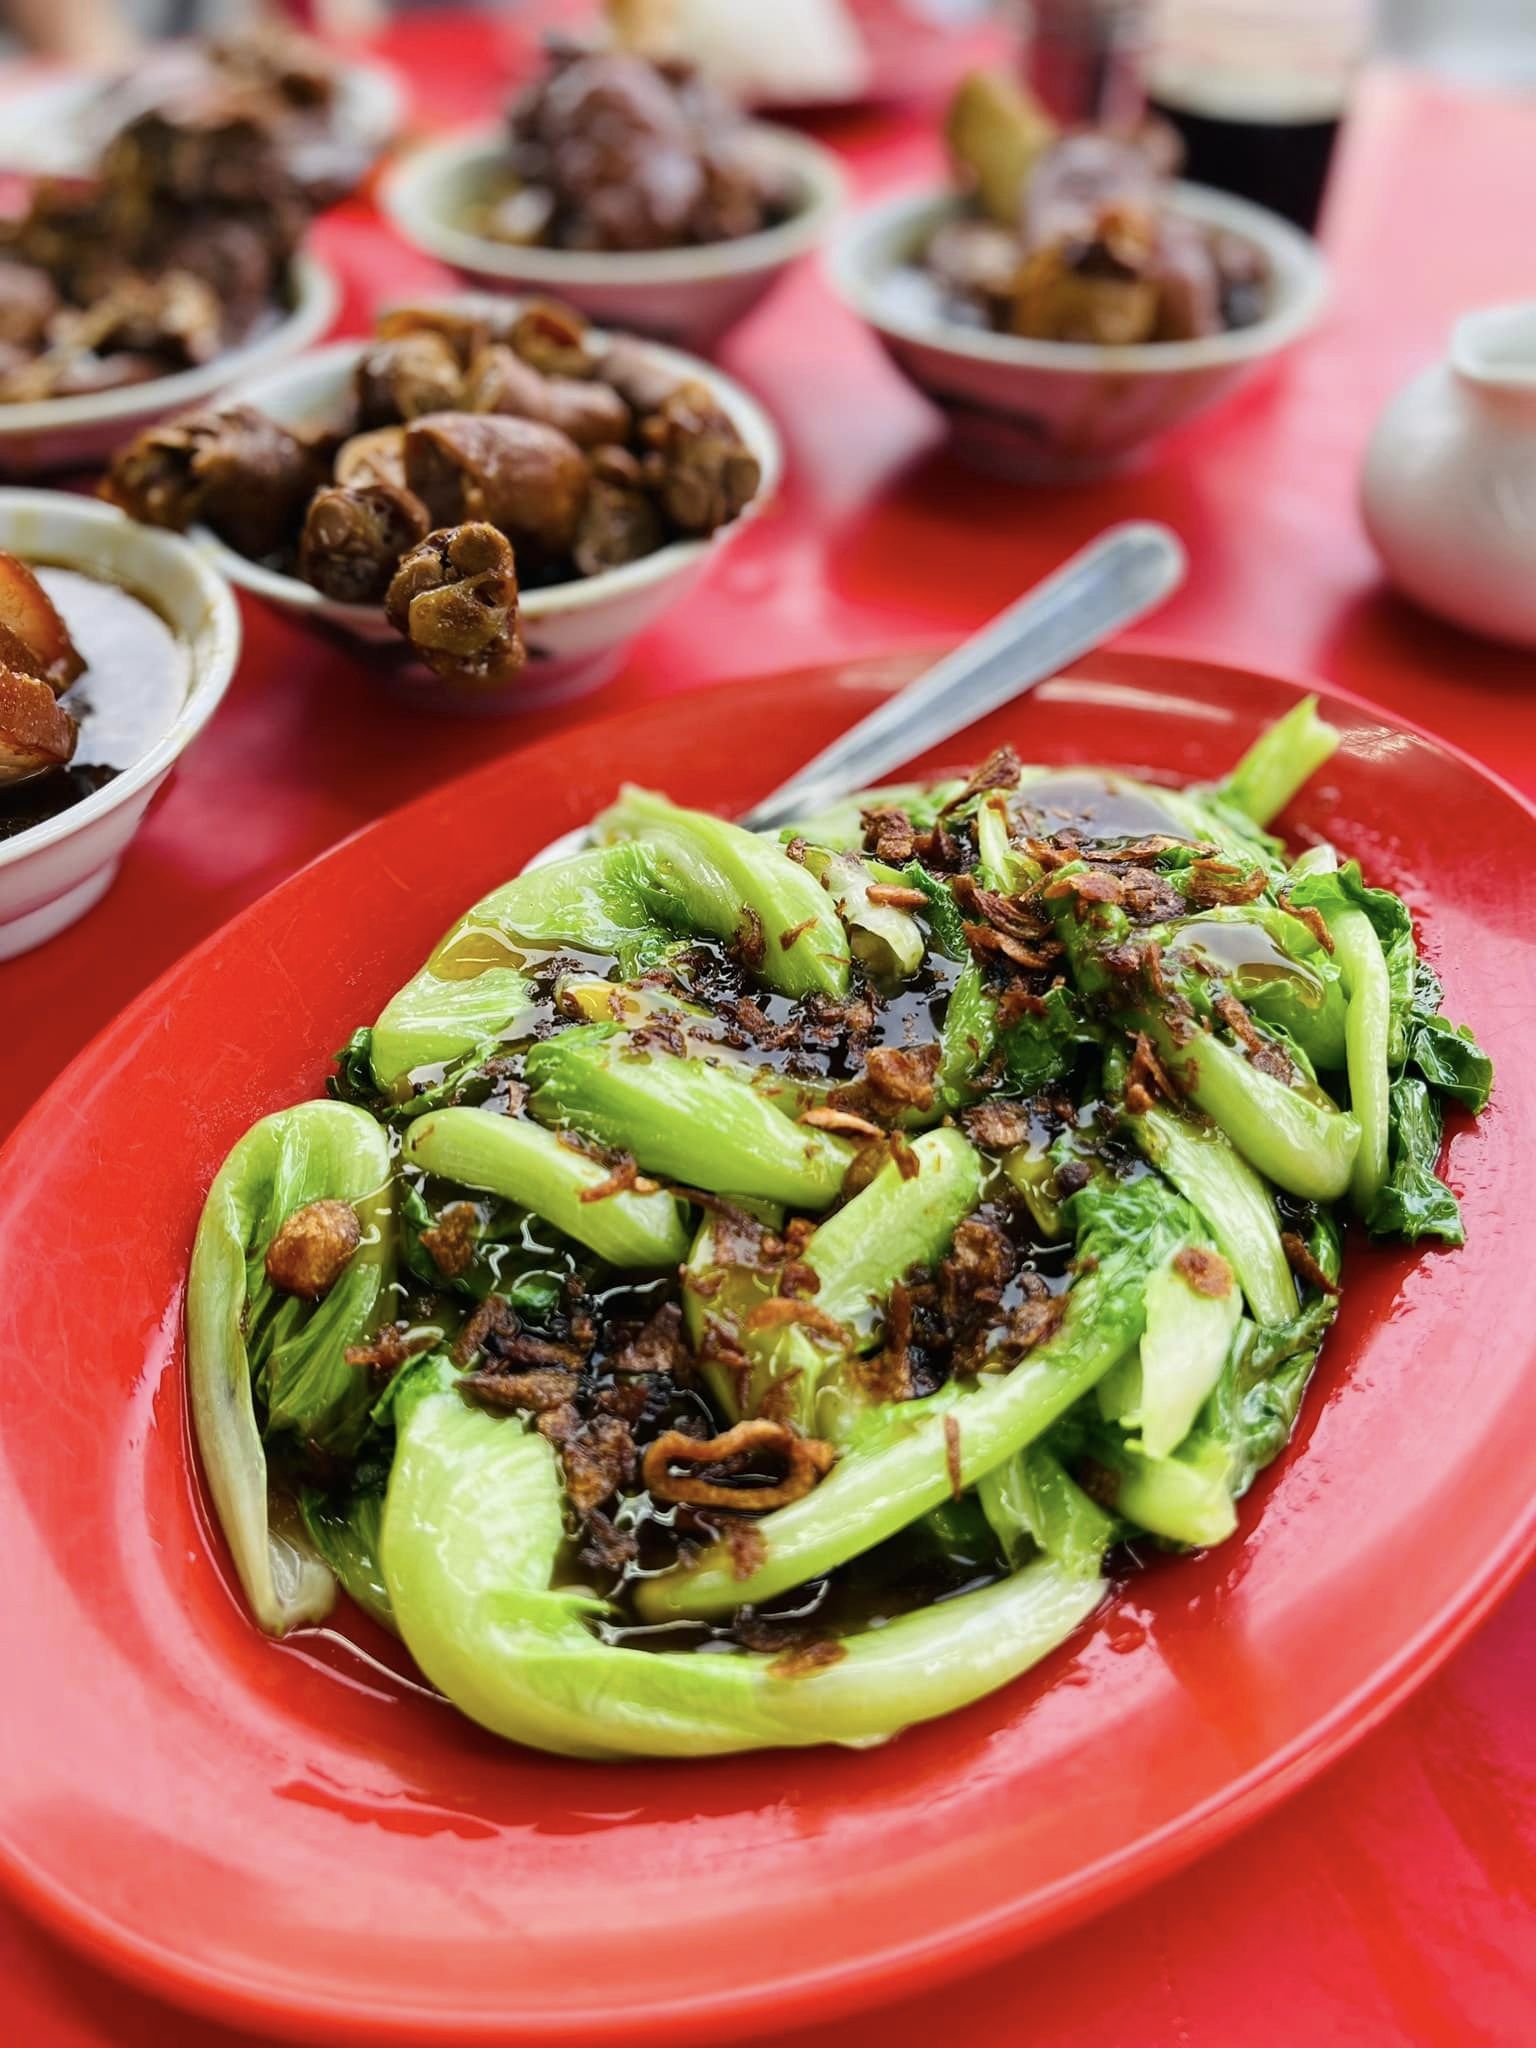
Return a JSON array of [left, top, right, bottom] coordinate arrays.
[[329, 1027, 382, 1108], [1365, 1076, 1465, 1245], [898, 861, 969, 959], [1407, 1015, 1493, 1113], [999, 981, 1093, 1093], [300, 1484, 395, 1631]]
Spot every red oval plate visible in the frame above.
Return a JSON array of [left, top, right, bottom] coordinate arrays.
[[1, 651, 1533, 2047]]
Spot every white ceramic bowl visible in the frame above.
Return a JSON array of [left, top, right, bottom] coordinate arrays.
[[0, 252, 340, 477], [380, 123, 845, 349], [0, 490, 241, 958], [196, 303, 782, 711], [828, 183, 1329, 481]]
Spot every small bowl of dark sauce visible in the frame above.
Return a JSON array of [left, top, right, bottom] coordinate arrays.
[[0, 490, 241, 957]]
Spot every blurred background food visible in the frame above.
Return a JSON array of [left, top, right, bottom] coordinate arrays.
[[0, 23, 384, 404], [0, 4, 1528, 231], [928, 70, 1271, 343]]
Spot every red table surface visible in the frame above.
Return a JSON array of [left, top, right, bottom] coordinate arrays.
[[2, 22, 1535, 2046]]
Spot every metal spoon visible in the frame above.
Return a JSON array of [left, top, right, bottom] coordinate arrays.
[[525, 519, 1185, 868]]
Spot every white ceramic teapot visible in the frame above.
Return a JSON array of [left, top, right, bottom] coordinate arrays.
[[1362, 301, 1536, 648]]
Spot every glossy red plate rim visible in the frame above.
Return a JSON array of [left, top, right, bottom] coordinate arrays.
[[1, 644, 1533, 2046]]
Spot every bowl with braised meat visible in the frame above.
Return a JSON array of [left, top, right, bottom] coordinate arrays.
[[101, 296, 779, 708], [0, 489, 239, 956], [828, 71, 1328, 479], [0, 22, 403, 194], [381, 41, 844, 348], [0, 29, 356, 474]]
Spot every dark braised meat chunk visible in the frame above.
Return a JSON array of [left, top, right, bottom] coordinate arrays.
[[596, 335, 683, 417], [355, 329, 466, 428], [374, 304, 492, 363], [572, 447, 666, 576], [101, 93, 304, 215], [49, 270, 224, 368], [0, 665, 79, 787], [500, 46, 791, 254], [333, 425, 409, 491], [299, 483, 431, 606], [404, 411, 590, 560], [0, 552, 85, 691], [385, 522, 525, 688], [638, 381, 761, 534], [462, 343, 632, 449], [102, 403, 324, 560], [507, 299, 594, 379], [95, 293, 762, 628], [156, 212, 291, 334], [924, 218, 1019, 327]]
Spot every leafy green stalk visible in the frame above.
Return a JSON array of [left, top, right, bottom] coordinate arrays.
[[1331, 904, 1392, 1211], [977, 1444, 1115, 1577], [524, 1023, 855, 1208], [187, 1100, 394, 1635], [1121, 1088, 1296, 1326], [936, 960, 998, 1108], [370, 844, 665, 1097], [402, 1107, 692, 1267], [1148, 1018, 1360, 1202], [685, 1129, 982, 1431], [1091, 1210, 1342, 1547], [1214, 696, 1340, 826], [1089, 1429, 1239, 1547], [593, 785, 850, 997], [638, 1172, 1194, 1621], [1098, 1238, 1243, 1458], [382, 1389, 1105, 1758], [796, 845, 926, 981], [1160, 908, 1348, 1072]]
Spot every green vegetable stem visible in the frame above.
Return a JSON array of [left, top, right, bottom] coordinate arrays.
[[187, 1101, 394, 1634]]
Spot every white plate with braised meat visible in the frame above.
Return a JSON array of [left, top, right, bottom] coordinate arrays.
[[381, 40, 844, 348], [100, 296, 780, 709], [829, 70, 1328, 479]]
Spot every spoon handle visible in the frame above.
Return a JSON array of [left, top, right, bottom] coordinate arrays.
[[740, 520, 1187, 834]]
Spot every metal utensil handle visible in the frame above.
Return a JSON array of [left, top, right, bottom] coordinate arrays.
[[740, 520, 1186, 834]]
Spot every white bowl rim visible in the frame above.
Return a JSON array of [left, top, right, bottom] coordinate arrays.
[[0, 490, 242, 872], [381, 120, 846, 287], [0, 249, 340, 439], [827, 180, 1331, 377], [194, 314, 784, 623]]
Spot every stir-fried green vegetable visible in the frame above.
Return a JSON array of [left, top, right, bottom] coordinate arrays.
[[187, 703, 1491, 1757]]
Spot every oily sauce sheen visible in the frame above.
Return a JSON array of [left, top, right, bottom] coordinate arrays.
[[0, 565, 189, 842]]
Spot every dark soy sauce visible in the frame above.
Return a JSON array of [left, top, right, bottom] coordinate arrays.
[[0, 565, 189, 842]]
